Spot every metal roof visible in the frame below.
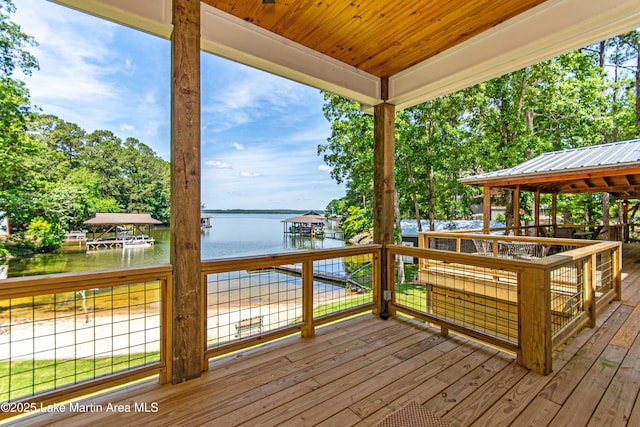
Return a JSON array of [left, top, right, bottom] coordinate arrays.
[[461, 140, 640, 198]]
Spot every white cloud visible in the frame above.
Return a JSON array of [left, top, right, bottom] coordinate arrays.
[[318, 165, 332, 173], [206, 160, 232, 169], [13, 0, 171, 158], [240, 171, 261, 177], [233, 142, 245, 151]]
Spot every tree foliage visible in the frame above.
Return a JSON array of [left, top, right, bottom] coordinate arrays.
[[320, 36, 639, 231], [0, 1, 170, 255]]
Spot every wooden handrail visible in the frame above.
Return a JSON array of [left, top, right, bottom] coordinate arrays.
[[0, 264, 173, 298]]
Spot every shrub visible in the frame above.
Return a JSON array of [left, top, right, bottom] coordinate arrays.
[[26, 217, 65, 252]]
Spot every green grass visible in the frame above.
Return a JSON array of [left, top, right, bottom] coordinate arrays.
[[0, 352, 159, 402]]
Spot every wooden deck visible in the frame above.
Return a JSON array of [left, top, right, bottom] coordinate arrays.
[[11, 243, 640, 426]]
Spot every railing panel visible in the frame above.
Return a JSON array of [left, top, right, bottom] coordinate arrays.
[[312, 253, 374, 320], [202, 246, 381, 356], [595, 249, 614, 295], [0, 267, 170, 406], [396, 251, 519, 345], [205, 266, 304, 348], [549, 260, 585, 335]]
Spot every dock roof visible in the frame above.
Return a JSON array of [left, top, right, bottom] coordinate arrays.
[[282, 212, 326, 225], [83, 213, 163, 225]]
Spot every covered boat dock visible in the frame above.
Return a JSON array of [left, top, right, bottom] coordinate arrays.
[[83, 213, 162, 250], [282, 211, 326, 237]]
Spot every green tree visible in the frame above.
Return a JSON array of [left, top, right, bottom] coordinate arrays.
[[0, 0, 39, 232]]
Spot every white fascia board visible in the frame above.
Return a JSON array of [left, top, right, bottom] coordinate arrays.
[[49, 0, 172, 38], [200, 4, 381, 108], [388, 0, 640, 111]]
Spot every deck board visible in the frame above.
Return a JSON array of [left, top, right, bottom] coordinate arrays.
[[10, 243, 640, 427]]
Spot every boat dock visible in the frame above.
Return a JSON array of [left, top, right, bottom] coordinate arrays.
[[86, 236, 155, 250], [251, 264, 367, 293]]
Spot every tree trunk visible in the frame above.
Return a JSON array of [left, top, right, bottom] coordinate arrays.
[[406, 161, 423, 232], [603, 192, 610, 226], [428, 163, 435, 232]]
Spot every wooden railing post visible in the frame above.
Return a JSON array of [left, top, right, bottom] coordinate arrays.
[[613, 245, 622, 301], [518, 266, 552, 375], [301, 259, 315, 338], [386, 251, 397, 317], [585, 255, 596, 328]]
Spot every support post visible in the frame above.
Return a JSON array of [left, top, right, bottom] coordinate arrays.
[[552, 192, 557, 235], [171, 0, 202, 383], [373, 100, 395, 317], [585, 255, 596, 328], [483, 185, 491, 234], [518, 266, 552, 375], [534, 190, 540, 236], [514, 186, 521, 236]]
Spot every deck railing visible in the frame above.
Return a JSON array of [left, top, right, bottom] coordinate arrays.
[[201, 245, 380, 360], [0, 265, 172, 418], [387, 232, 622, 374], [0, 236, 622, 415]]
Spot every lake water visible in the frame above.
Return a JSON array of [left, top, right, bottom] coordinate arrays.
[[3, 213, 345, 278], [2, 214, 503, 278]]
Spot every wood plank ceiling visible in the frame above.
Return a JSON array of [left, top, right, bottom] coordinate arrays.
[[202, 0, 548, 78]]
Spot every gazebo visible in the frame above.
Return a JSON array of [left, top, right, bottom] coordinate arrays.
[[460, 139, 640, 239]]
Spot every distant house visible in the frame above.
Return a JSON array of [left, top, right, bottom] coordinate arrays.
[[0, 211, 8, 238]]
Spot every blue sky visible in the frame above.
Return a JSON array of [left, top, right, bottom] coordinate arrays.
[[12, 0, 345, 211]]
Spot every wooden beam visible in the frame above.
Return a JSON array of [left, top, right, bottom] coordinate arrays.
[[171, 0, 202, 383], [373, 101, 395, 315]]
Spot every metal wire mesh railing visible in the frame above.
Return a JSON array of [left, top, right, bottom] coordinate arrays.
[[595, 249, 615, 295], [549, 260, 584, 335], [396, 253, 519, 344], [205, 267, 304, 348], [312, 253, 374, 320], [202, 246, 379, 356], [0, 266, 170, 405]]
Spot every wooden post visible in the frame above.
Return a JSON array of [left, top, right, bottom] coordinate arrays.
[[551, 192, 557, 235], [613, 244, 622, 301], [171, 0, 202, 383], [623, 200, 629, 242], [483, 185, 491, 234], [534, 190, 540, 236], [585, 255, 596, 328], [514, 186, 521, 236], [373, 95, 395, 316], [518, 266, 552, 375], [301, 259, 315, 337]]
